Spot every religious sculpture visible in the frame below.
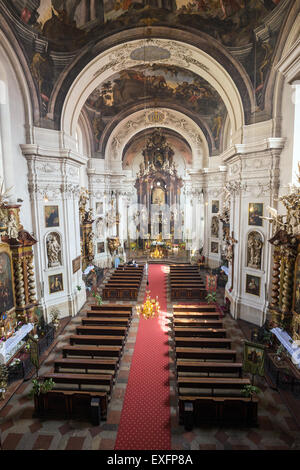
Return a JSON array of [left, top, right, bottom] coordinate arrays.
[[96, 217, 104, 239], [247, 232, 263, 270], [211, 216, 219, 238], [46, 233, 61, 268], [107, 236, 121, 255], [6, 212, 19, 240]]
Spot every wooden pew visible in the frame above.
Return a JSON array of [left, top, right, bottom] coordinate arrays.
[[34, 389, 108, 424], [82, 317, 130, 327], [171, 287, 207, 301], [176, 360, 243, 377], [69, 334, 124, 346], [102, 286, 139, 301], [86, 310, 131, 319], [176, 347, 237, 362], [62, 345, 122, 359], [54, 358, 118, 375], [178, 396, 258, 429], [173, 327, 226, 338], [173, 305, 218, 312], [178, 377, 251, 396], [41, 372, 114, 394], [172, 319, 223, 329], [90, 305, 133, 312], [76, 325, 128, 337], [173, 312, 220, 320], [175, 337, 232, 349]]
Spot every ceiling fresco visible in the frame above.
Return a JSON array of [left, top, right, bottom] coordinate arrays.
[[1, 0, 291, 153], [84, 64, 227, 153], [10, 0, 282, 49]]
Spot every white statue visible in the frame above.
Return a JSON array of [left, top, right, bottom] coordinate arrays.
[[96, 217, 104, 238], [247, 232, 263, 269], [47, 233, 61, 267], [6, 212, 19, 239]]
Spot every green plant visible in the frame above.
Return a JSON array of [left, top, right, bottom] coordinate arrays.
[[92, 292, 103, 305], [30, 378, 55, 397], [205, 291, 217, 303], [76, 285, 82, 291], [276, 344, 285, 358], [241, 384, 261, 398]]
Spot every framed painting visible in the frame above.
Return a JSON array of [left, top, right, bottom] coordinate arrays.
[[243, 340, 266, 376], [97, 241, 105, 254], [0, 245, 15, 314], [72, 256, 81, 274], [245, 274, 261, 297], [248, 203, 263, 226], [49, 273, 64, 294], [212, 200, 219, 213], [293, 253, 300, 315], [211, 241, 219, 254], [45, 205, 59, 228]]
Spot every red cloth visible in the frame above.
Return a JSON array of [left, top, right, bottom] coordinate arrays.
[[114, 264, 171, 450]]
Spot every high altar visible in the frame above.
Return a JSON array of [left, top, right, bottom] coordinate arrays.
[[134, 129, 184, 257]]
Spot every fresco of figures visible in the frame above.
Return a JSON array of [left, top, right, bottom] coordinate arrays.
[[10, 0, 282, 48], [85, 64, 226, 149]]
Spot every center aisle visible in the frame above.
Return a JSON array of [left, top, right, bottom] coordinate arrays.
[[114, 264, 171, 450]]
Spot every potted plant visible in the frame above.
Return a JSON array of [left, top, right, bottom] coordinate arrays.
[[241, 384, 261, 400], [275, 345, 285, 362], [92, 292, 103, 306], [49, 307, 60, 331], [205, 291, 217, 304], [0, 364, 8, 400], [30, 377, 56, 414]]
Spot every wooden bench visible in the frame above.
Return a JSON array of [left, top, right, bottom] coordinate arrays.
[[171, 287, 207, 301], [176, 360, 243, 377], [173, 305, 218, 312], [34, 389, 108, 424], [173, 327, 226, 338], [41, 372, 114, 394], [69, 334, 124, 346], [176, 347, 237, 362], [90, 305, 133, 312], [173, 312, 220, 320], [87, 310, 132, 318], [54, 358, 118, 375], [172, 319, 223, 329], [82, 317, 130, 327], [102, 286, 139, 301], [63, 345, 122, 359], [76, 325, 128, 337], [178, 395, 258, 430], [178, 377, 251, 396], [175, 337, 232, 349]]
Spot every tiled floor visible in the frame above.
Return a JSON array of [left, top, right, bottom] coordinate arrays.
[[1, 267, 300, 450]]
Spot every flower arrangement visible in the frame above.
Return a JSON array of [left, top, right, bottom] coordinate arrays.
[[30, 378, 55, 397], [49, 307, 60, 330]]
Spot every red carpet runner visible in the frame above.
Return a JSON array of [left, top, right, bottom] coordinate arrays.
[[114, 264, 171, 450]]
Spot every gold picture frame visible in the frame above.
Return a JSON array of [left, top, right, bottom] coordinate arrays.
[[49, 273, 64, 294], [0, 243, 15, 315], [245, 274, 261, 297], [248, 203, 263, 227], [45, 205, 59, 228]]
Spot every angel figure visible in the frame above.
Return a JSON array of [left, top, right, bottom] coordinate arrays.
[[260, 205, 285, 234]]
